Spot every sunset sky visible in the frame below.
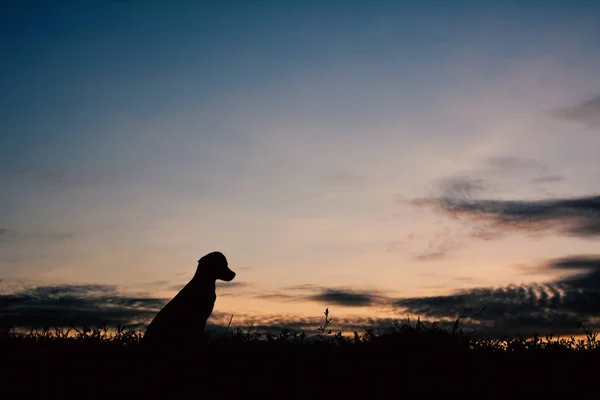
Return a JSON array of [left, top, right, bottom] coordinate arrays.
[[1, 0, 599, 338]]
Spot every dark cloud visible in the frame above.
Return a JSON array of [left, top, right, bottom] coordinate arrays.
[[4, 256, 600, 339], [241, 257, 600, 337], [254, 285, 386, 308], [393, 255, 600, 338], [547, 255, 600, 270], [549, 95, 600, 126], [0, 284, 167, 330], [308, 289, 377, 307], [0, 282, 390, 334], [412, 193, 600, 238], [0, 282, 342, 337], [436, 176, 486, 199], [546, 256, 600, 290]]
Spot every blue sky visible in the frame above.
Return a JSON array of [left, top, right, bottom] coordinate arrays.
[[1, 0, 600, 337]]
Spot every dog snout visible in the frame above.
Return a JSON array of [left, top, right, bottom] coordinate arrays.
[[220, 267, 236, 282]]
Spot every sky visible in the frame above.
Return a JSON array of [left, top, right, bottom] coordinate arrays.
[[1, 0, 600, 339]]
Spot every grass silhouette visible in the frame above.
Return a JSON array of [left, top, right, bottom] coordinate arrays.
[[2, 307, 597, 396], [2, 307, 599, 355]]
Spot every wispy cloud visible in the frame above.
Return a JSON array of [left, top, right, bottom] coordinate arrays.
[[217, 282, 249, 289], [0, 282, 400, 336], [428, 156, 561, 197], [435, 176, 487, 199], [0, 284, 167, 329], [549, 95, 600, 127], [487, 156, 547, 174], [530, 174, 566, 184], [3, 260, 599, 339], [411, 229, 464, 262], [253, 284, 389, 307], [0, 229, 74, 246], [252, 293, 299, 302], [308, 289, 378, 307], [393, 255, 600, 337], [411, 194, 600, 239], [12, 167, 70, 188]]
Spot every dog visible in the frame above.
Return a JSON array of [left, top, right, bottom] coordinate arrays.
[[142, 251, 236, 350]]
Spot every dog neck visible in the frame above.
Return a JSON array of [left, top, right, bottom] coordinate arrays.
[[191, 270, 216, 288]]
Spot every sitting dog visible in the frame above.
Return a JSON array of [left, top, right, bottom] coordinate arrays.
[[142, 251, 236, 350]]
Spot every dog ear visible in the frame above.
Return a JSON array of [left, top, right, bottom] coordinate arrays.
[[199, 252, 228, 267]]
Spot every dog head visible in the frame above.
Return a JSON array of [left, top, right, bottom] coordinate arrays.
[[197, 251, 236, 281]]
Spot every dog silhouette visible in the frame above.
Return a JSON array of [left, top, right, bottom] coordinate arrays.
[[142, 251, 236, 350]]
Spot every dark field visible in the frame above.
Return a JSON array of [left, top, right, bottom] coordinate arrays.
[[2, 310, 596, 395]]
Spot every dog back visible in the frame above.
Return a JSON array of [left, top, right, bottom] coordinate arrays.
[[143, 279, 216, 346]]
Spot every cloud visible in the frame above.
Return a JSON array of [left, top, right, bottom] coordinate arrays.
[[393, 255, 600, 337], [0, 229, 74, 246], [413, 251, 448, 262], [438, 157, 561, 191], [252, 293, 299, 302], [0, 229, 20, 244], [308, 289, 377, 307], [435, 176, 487, 199], [428, 157, 560, 197], [549, 95, 600, 126], [412, 229, 463, 262], [530, 174, 565, 184], [216, 281, 248, 289], [254, 285, 387, 307], [411, 193, 600, 238], [7, 166, 111, 188], [285, 284, 322, 291], [0, 284, 167, 330], [487, 156, 546, 173], [546, 256, 600, 289], [0, 282, 402, 337], [396, 177, 488, 260], [548, 255, 600, 271], [3, 263, 599, 339]]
